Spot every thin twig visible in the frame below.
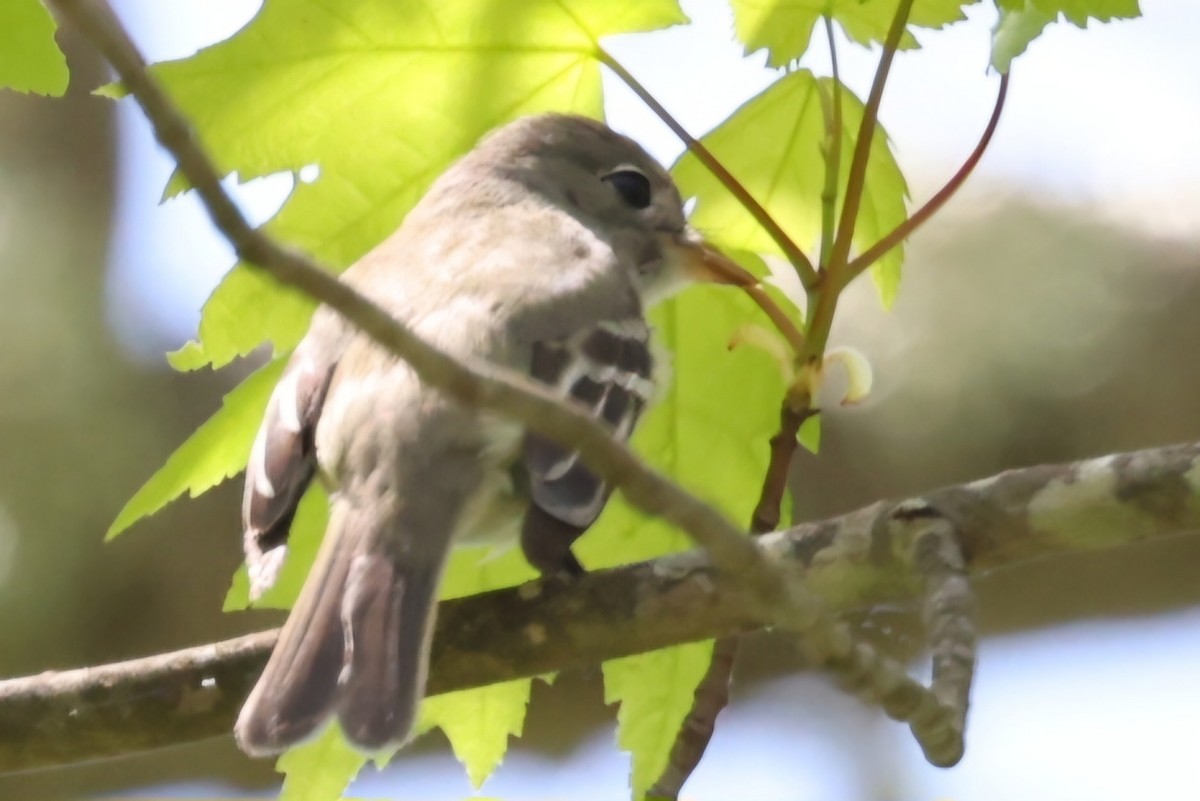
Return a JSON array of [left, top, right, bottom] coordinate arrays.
[[598, 48, 819, 290], [826, 0, 915, 280], [647, 636, 739, 799], [743, 283, 805, 352], [844, 74, 1009, 280], [752, 405, 816, 534], [650, 397, 812, 799], [818, 15, 843, 271]]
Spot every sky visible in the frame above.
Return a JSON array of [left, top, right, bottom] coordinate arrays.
[[100, 1, 1200, 799]]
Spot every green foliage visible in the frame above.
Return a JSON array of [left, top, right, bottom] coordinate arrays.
[[153, 0, 686, 371], [992, 0, 1141, 71], [582, 288, 786, 569], [106, 358, 285, 540], [1031, 0, 1141, 26], [674, 70, 908, 308], [277, 726, 366, 801], [417, 546, 537, 787], [224, 484, 329, 611], [0, 0, 67, 96], [799, 414, 822, 453], [419, 680, 533, 788], [730, 0, 977, 67], [605, 641, 716, 798]]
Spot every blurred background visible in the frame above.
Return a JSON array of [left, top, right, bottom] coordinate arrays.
[[1, 0, 1199, 798]]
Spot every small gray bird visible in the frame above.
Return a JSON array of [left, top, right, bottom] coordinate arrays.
[[234, 113, 753, 756]]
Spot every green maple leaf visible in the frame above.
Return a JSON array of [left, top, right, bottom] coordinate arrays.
[[277, 726, 366, 801], [729, 0, 978, 67], [418, 679, 533, 789], [674, 70, 908, 307], [106, 357, 285, 540], [992, 0, 1141, 71], [150, 0, 686, 371], [0, 0, 68, 96], [223, 482, 328, 611], [604, 641, 715, 799], [415, 545, 537, 788]]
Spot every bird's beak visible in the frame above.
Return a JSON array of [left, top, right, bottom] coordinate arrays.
[[669, 229, 758, 287]]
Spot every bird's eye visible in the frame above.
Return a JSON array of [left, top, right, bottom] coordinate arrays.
[[602, 169, 652, 210]]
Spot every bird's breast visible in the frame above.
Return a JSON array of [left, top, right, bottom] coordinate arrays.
[[449, 415, 525, 549]]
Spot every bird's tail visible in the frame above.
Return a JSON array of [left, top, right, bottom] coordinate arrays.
[[234, 496, 450, 755]]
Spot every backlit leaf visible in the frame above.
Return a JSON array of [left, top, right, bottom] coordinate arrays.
[[674, 71, 908, 307], [224, 484, 329, 611], [604, 641, 715, 799], [992, 0, 1140, 71], [149, 0, 687, 370], [106, 358, 285, 539], [420, 680, 532, 789], [277, 725, 366, 801], [729, 0, 977, 67], [0, 0, 67, 96]]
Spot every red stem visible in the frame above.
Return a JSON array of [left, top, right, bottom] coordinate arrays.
[[844, 73, 1010, 280], [598, 49, 819, 291]]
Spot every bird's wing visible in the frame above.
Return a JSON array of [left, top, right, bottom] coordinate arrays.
[[521, 317, 654, 574], [242, 340, 338, 599]]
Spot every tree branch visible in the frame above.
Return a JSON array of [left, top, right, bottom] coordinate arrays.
[[4, 440, 1200, 772]]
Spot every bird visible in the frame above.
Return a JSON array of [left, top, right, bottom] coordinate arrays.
[[233, 113, 755, 756]]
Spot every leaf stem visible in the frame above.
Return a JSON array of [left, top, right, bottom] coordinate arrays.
[[826, 0, 915, 282], [744, 283, 805, 352], [817, 15, 843, 271], [597, 47, 819, 290], [844, 73, 1009, 280]]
